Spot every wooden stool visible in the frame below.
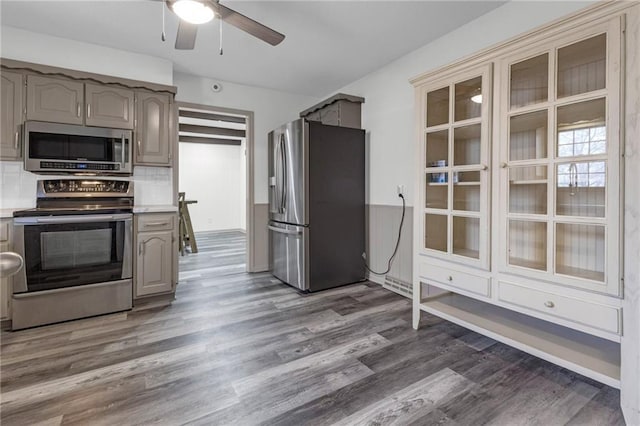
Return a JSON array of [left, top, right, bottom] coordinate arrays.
[[178, 192, 198, 255]]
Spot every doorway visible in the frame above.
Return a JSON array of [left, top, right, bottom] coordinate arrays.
[[175, 102, 255, 276]]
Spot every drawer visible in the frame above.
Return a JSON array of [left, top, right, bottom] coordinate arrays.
[[497, 281, 620, 334], [0, 221, 10, 243], [137, 213, 176, 232], [419, 263, 490, 297]]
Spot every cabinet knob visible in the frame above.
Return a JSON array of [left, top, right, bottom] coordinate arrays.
[[482, 165, 488, 170], [448, 276, 453, 281], [544, 301, 555, 308], [501, 162, 508, 168]]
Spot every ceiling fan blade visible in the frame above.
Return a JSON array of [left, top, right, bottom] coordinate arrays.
[[175, 21, 198, 50], [214, 3, 285, 46]]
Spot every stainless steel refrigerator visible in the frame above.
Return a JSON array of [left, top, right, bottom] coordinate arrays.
[[268, 119, 365, 292]]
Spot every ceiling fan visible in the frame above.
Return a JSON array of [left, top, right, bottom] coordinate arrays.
[[164, 0, 285, 50]]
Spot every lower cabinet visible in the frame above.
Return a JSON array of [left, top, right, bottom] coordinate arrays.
[[134, 213, 178, 298], [0, 219, 13, 321]]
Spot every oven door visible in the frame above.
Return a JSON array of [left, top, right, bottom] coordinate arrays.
[[13, 213, 132, 294]]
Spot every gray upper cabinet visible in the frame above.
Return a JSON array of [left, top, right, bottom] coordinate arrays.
[[85, 83, 134, 129], [135, 91, 171, 166], [1, 71, 24, 160], [26, 75, 84, 125]]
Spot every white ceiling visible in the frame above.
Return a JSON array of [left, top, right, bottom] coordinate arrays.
[[0, 1, 505, 96]]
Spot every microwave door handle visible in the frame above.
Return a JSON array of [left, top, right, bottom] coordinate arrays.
[[121, 134, 126, 170]]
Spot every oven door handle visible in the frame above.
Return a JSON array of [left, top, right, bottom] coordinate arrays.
[[14, 214, 132, 225]]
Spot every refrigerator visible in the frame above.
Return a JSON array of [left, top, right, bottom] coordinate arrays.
[[268, 119, 365, 292]]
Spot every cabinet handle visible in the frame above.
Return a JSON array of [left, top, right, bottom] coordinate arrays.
[[77, 102, 81, 117], [87, 103, 91, 118], [448, 276, 453, 281], [14, 131, 19, 150], [137, 140, 142, 156], [544, 301, 555, 308], [145, 221, 169, 227], [139, 242, 145, 256]]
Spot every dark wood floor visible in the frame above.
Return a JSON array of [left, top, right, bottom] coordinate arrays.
[[0, 230, 625, 425]]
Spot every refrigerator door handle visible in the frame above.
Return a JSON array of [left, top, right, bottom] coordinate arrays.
[[279, 134, 287, 213], [273, 135, 282, 213], [268, 225, 302, 236]]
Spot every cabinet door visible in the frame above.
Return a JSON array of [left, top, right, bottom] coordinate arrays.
[[1, 71, 24, 160], [0, 242, 11, 320], [499, 19, 621, 296], [135, 92, 171, 166], [85, 83, 134, 129], [136, 231, 173, 297], [0, 219, 13, 320], [420, 64, 492, 270], [26, 75, 83, 125]]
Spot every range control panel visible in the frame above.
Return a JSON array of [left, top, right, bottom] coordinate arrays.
[[41, 179, 131, 195]]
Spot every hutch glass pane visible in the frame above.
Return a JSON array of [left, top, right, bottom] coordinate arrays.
[[509, 166, 548, 215], [453, 216, 480, 259], [556, 223, 605, 282], [427, 87, 449, 127], [510, 53, 549, 108], [426, 130, 449, 167], [426, 174, 448, 209], [453, 124, 481, 166], [509, 220, 547, 271], [556, 161, 606, 218], [557, 34, 606, 98], [509, 110, 548, 161], [454, 77, 482, 122], [425, 214, 447, 252], [557, 98, 606, 158]]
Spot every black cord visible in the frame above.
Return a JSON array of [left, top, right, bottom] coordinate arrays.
[[364, 193, 406, 275]]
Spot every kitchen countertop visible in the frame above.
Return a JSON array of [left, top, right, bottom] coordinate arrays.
[[133, 205, 179, 214], [0, 208, 31, 219]]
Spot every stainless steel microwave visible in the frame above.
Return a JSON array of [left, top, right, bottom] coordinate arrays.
[[24, 121, 132, 175]]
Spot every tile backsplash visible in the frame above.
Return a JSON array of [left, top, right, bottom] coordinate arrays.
[[0, 161, 173, 209], [133, 166, 174, 206], [0, 161, 38, 209]]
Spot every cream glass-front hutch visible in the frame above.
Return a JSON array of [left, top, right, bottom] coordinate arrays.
[[412, 9, 626, 388]]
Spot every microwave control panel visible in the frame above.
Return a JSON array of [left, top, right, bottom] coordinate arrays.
[[39, 161, 121, 171]]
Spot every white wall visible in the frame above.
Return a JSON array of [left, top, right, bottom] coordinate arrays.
[[332, 1, 595, 207], [0, 26, 173, 85], [173, 72, 320, 204], [179, 142, 245, 232]]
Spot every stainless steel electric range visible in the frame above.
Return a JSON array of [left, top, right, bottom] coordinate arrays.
[[11, 179, 134, 330]]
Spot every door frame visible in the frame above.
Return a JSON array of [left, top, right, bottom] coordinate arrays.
[[174, 101, 257, 272]]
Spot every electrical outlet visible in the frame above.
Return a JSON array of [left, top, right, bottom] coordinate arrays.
[[397, 185, 404, 197]]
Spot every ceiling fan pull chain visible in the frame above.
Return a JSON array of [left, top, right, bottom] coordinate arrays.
[[161, 0, 166, 42], [219, 17, 224, 55]]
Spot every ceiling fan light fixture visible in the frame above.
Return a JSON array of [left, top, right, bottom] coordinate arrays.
[[172, 0, 215, 25]]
